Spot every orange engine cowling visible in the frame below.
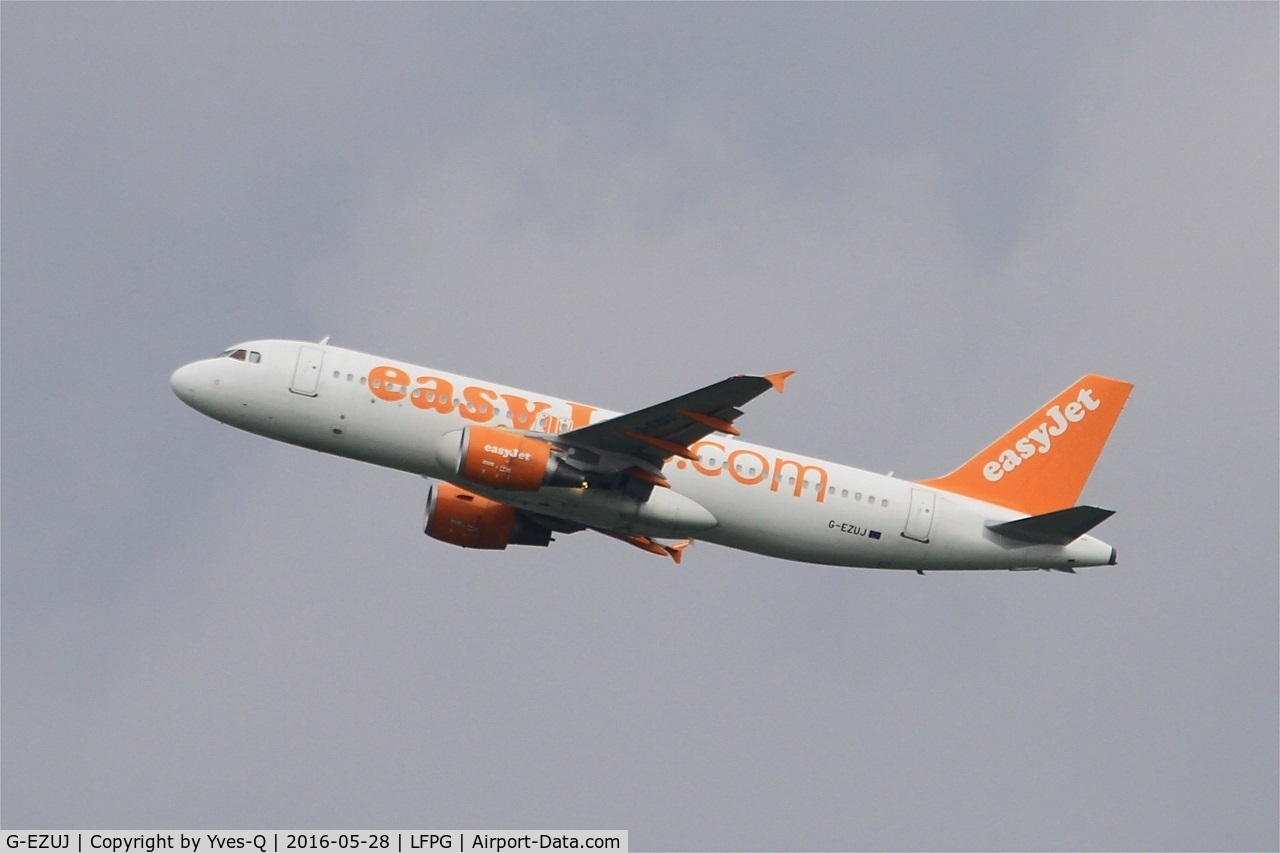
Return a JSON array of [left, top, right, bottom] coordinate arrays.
[[424, 482, 552, 549], [443, 425, 586, 491]]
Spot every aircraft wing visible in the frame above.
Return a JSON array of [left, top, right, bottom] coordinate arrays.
[[556, 370, 794, 475]]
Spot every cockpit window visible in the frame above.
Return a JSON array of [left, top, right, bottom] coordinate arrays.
[[217, 348, 262, 363]]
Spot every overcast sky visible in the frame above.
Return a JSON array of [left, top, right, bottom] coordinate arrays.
[[3, 4, 1276, 850]]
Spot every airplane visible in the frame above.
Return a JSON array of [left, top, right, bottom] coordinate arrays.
[[170, 339, 1133, 573]]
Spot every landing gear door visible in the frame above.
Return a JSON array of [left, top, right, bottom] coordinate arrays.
[[903, 488, 936, 543], [290, 346, 324, 397]]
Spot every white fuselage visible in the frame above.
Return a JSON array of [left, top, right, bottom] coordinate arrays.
[[171, 340, 1117, 571]]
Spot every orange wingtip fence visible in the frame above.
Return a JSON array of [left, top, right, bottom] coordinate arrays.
[[608, 532, 691, 564], [764, 370, 795, 393]]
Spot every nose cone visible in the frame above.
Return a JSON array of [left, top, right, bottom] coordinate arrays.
[[171, 358, 239, 423], [170, 362, 200, 407]]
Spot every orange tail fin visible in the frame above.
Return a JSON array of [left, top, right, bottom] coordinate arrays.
[[918, 375, 1133, 515]]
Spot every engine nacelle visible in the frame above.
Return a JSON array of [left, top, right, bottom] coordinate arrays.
[[436, 425, 586, 491], [424, 482, 552, 549]]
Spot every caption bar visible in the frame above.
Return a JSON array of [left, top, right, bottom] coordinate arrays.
[[4, 834, 626, 853]]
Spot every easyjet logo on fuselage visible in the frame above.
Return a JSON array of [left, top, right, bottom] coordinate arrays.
[[366, 365, 832, 503], [983, 387, 1100, 482], [366, 365, 598, 433], [677, 439, 831, 503]]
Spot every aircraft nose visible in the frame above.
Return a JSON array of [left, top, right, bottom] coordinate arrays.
[[170, 362, 201, 407]]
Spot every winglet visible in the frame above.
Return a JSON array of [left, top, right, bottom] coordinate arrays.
[[764, 370, 795, 393], [665, 540, 691, 564], [608, 532, 691, 564]]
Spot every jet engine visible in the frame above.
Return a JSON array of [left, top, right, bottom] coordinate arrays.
[[424, 482, 552, 549], [436, 425, 587, 491]]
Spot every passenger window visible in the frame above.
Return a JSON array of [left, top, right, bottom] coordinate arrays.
[[841, 489, 849, 498], [881, 499, 888, 507], [867, 495, 875, 503]]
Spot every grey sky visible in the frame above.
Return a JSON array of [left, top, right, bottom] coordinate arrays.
[[3, 4, 1276, 850]]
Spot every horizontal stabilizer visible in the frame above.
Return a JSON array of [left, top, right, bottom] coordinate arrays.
[[987, 505, 1115, 546]]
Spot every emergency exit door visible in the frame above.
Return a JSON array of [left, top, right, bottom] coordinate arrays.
[[902, 488, 936, 543], [290, 346, 324, 396]]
